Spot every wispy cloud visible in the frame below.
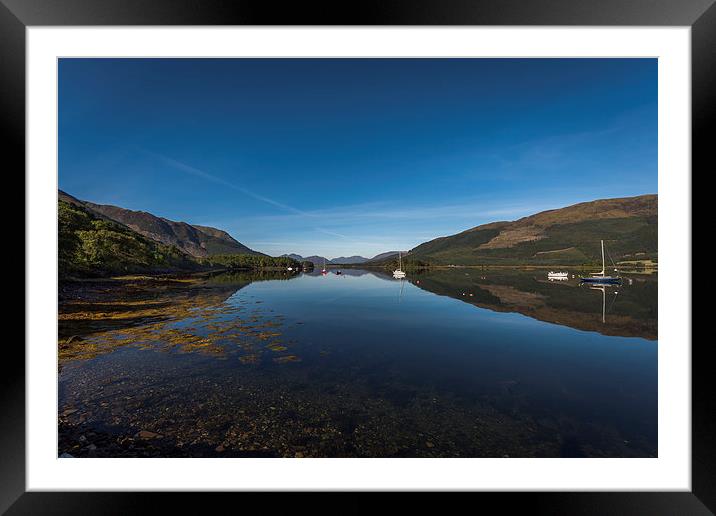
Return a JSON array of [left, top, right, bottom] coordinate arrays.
[[145, 150, 311, 216], [220, 199, 549, 229], [485, 105, 657, 179], [315, 228, 350, 239], [145, 151, 421, 253], [145, 148, 546, 231], [198, 197, 560, 257]]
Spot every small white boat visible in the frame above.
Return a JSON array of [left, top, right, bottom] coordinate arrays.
[[321, 258, 328, 275], [547, 271, 569, 279], [287, 267, 293, 271], [393, 251, 406, 278]]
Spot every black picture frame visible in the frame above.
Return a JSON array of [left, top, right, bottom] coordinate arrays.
[[4, 0, 709, 512]]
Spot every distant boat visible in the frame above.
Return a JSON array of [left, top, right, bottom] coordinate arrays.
[[335, 270, 342, 275], [547, 271, 569, 280], [321, 258, 328, 275], [287, 267, 293, 271], [580, 240, 622, 285], [393, 251, 406, 278]]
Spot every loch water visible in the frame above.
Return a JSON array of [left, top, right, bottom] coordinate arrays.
[[58, 268, 657, 457]]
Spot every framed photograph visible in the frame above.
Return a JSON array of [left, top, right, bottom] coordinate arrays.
[[6, 0, 710, 511]]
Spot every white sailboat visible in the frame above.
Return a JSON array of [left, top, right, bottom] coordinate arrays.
[[393, 251, 406, 278], [321, 258, 328, 275], [580, 240, 621, 284]]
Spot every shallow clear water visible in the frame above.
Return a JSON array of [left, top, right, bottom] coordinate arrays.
[[58, 269, 657, 457]]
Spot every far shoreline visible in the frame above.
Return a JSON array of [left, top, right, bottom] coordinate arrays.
[[58, 262, 658, 284], [334, 263, 658, 271]]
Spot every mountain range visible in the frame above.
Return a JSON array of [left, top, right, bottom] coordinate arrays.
[[59, 190, 262, 258], [280, 253, 332, 265], [282, 251, 405, 266], [331, 256, 370, 264], [59, 190, 657, 277]]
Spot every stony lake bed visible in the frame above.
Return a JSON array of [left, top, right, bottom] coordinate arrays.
[[58, 268, 657, 458]]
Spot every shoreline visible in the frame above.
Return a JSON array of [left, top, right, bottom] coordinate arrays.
[[58, 266, 295, 284], [336, 264, 658, 272], [59, 263, 658, 284]]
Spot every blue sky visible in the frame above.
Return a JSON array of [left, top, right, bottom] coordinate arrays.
[[59, 58, 657, 258]]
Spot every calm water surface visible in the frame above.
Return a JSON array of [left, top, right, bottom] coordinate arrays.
[[58, 268, 657, 457]]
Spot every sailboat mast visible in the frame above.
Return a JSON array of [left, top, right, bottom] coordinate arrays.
[[601, 240, 605, 276], [393, 250, 407, 278], [601, 286, 606, 323]]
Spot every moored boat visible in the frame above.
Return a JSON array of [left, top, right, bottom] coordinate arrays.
[[393, 251, 406, 278], [580, 240, 622, 285], [547, 271, 569, 280]]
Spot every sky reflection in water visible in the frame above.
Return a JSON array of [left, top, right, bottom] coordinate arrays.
[[58, 269, 657, 458]]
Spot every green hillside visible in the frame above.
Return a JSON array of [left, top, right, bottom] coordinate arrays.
[[201, 254, 300, 269], [59, 199, 299, 279], [59, 190, 262, 258], [59, 199, 198, 278], [407, 195, 657, 266]]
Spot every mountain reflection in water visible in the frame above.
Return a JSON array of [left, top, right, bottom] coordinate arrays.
[[58, 268, 657, 458], [407, 269, 657, 340]]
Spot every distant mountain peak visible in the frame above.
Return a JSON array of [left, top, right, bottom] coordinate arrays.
[[281, 253, 305, 261], [330, 255, 369, 264], [281, 253, 333, 265], [280, 252, 409, 266]]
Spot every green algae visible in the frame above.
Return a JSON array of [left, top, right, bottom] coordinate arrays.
[[58, 275, 298, 364]]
